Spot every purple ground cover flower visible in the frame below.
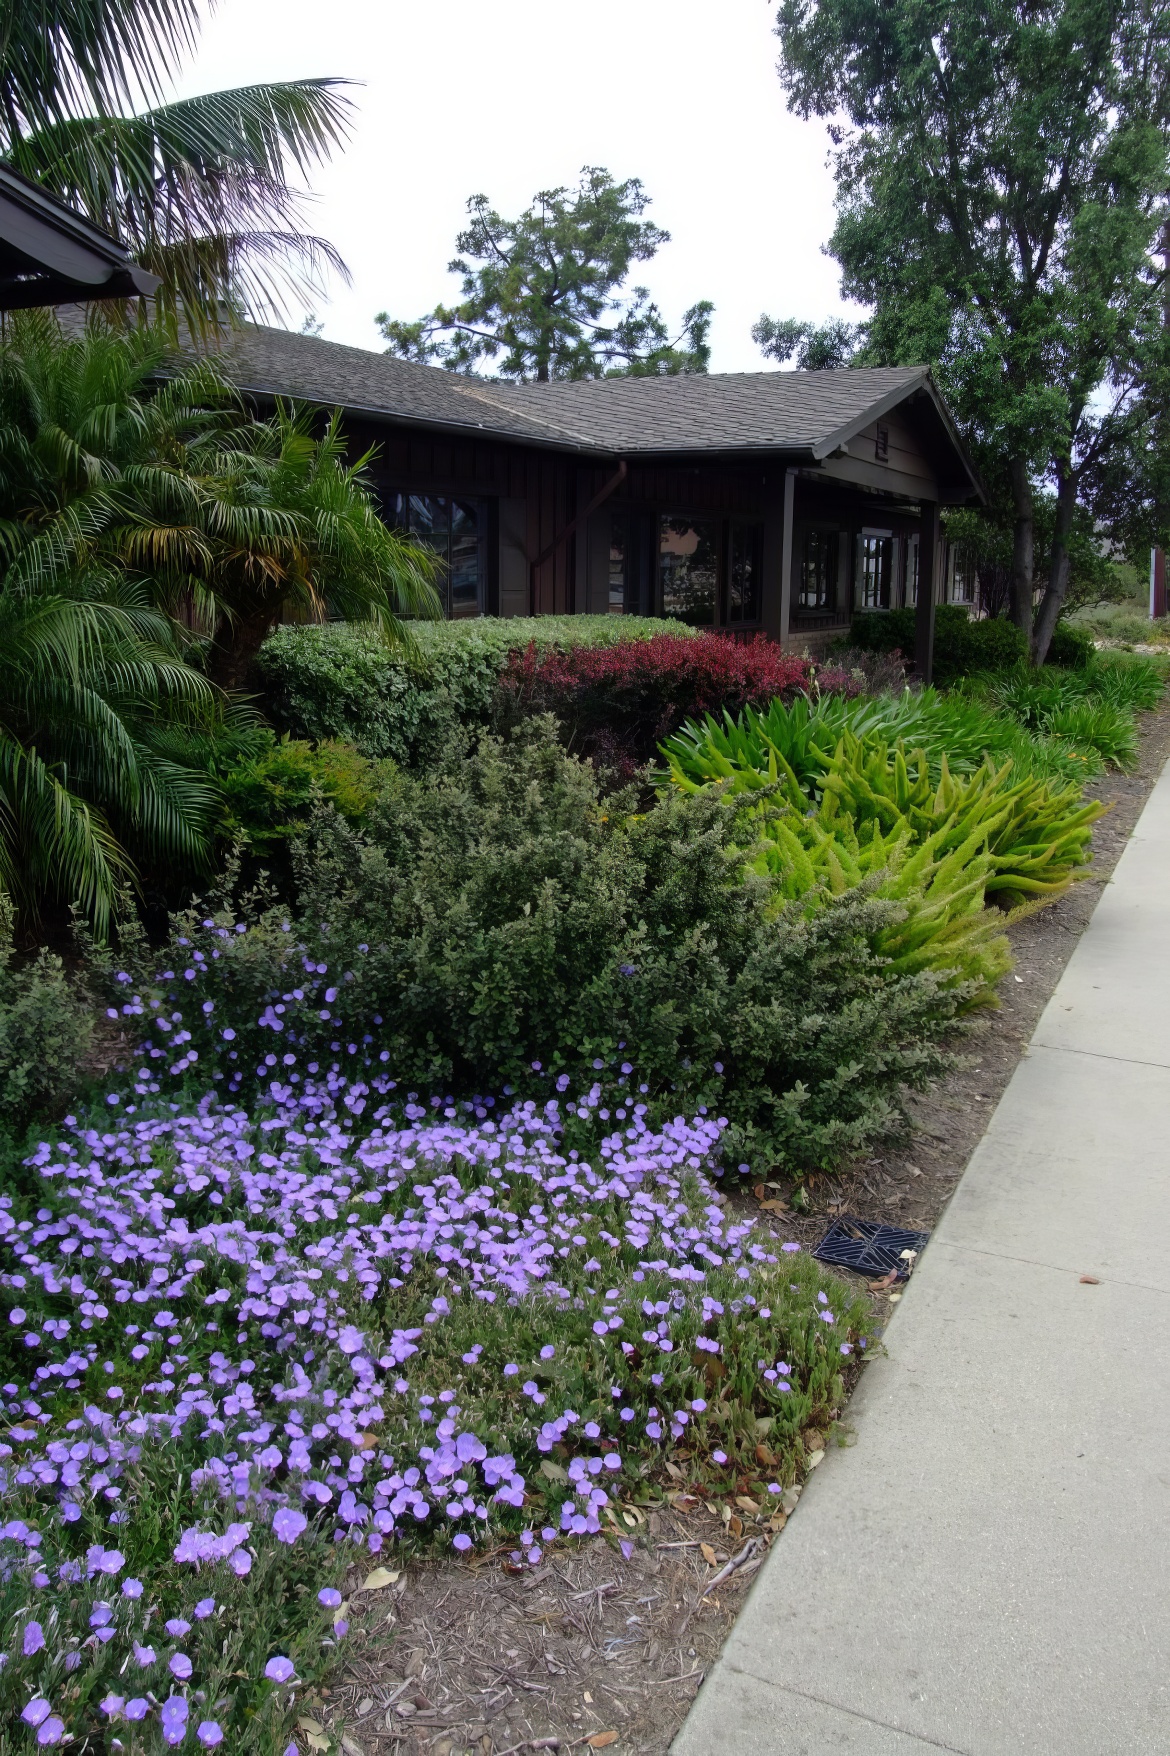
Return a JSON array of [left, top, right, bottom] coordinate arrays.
[[265, 1656, 295, 1683], [0, 1034, 862, 1754]]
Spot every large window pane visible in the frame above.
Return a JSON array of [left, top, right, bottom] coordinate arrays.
[[798, 528, 837, 611], [608, 511, 627, 614], [660, 514, 718, 626], [384, 492, 484, 620], [449, 500, 481, 618], [729, 523, 763, 623], [856, 533, 893, 610]]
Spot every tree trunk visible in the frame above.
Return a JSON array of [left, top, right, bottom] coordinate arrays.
[[1031, 467, 1079, 665], [1009, 456, 1035, 643], [206, 610, 278, 694]]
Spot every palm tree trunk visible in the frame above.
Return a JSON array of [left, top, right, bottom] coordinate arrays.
[[206, 610, 278, 694]]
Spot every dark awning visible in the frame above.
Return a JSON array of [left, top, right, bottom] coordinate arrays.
[[0, 162, 160, 310]]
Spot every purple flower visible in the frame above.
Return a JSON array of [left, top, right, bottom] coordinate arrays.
[[166, 1618, 192, 1638], [317, 1587, 342, 1607], [37, 1718, 65, 1747], [228, 1548, 251, 1577], [169, 1653, 193, 1680], [101, 1694, 125, 1718], [23, 1620, 45, 1655], [539, 1345, 555, 1359], [502, 1363, 519, 1377], [265, 1656, 295, 1683], [452, 1533, 472, 1552], [133, 1642, 157, 1667], [272, 1507, 308, 1546], [197, 1723, 224, 1747], [22, 1700, 52, 1728], [712, 1449, 727, 1464], [122, 1578, 144, 1598], [126, 1698, 149, 1721]]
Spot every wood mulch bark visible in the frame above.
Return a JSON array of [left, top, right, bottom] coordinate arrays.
[[312, 699, 1170, 1756]]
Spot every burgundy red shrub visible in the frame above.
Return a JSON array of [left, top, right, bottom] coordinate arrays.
[[500, 631, 855, 769]]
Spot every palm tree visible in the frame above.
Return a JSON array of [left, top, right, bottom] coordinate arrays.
[[0, 0, 352, 330], [0, 314, 220, 929], [0, 312, 440, 922]]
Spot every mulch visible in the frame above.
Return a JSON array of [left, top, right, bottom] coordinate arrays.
[[310, 698, 1170, 1756]]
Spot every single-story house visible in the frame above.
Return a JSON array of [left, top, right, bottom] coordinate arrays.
[[0, 163, 159, 310], [209, 323, 985, 678]]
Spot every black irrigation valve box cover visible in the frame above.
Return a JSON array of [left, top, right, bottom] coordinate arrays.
[[813, 1216, 930, 1281]]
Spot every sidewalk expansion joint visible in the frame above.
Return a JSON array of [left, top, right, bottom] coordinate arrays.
[[930, 1237, 1170, 1300], [719, 1663, 975, 1754], [1027, 1040, 1170, 1073]]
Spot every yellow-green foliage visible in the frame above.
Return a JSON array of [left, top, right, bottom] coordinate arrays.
[[813, 734, 1104, 906], [746, 795, 1012, 1007]]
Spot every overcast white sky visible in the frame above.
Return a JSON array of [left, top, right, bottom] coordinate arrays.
[[172, 0, 859, 372]]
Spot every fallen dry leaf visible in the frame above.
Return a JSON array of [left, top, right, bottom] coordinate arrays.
[[759, 1198, 789, 1215], [867, 1269, 900, 1292], [806, 1449, 826, 1469], [755, 1442, 777, 1468], [728, 1513, 743, 1537], [340, 1738, 366, 1756], [297, 1719, 324, 1737], [359, 1566, 399, 1593], [305, 1738, 329, 1755], [586, 1734, 620, 1749], [700, 1542, 718, 1565], [1080, 1274, 1100, 1285], [735, 1495, 761, 1514], [768, 1511, 788, 1533]]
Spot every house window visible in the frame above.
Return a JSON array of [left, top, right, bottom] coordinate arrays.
[[659, 514, 719, 625], [950, 547, 977, 605], [875, 425, 889, 462], [728, 523, 763, 623], [856, 531, 893, 610], [798, 528, 837, 611], [609, 511, 628, 614], [387, 492, 486, 618]]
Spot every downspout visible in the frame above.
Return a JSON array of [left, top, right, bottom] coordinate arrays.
[[529, 461, 628, 615]]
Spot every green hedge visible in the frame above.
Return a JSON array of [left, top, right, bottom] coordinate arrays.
[[850, 606, 1094, 680], [850, 606, 1026, 679], [255, 616, 688, 765]]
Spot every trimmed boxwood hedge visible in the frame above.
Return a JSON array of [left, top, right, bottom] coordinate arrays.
[[255, 616, 689, 766]]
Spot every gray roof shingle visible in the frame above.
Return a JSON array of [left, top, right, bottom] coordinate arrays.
[[209, 324, 939, 462]]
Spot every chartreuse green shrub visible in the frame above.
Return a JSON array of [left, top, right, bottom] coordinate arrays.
[[207, 725, 382, 857], [255, 616, 688, 766]]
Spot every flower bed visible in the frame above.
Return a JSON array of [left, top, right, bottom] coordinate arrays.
[[0, 1049, 864, 1751]]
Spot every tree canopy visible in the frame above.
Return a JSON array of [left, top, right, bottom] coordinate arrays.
[[0, 0, 353, 331], [775, 0, 1170, 660], [377, 167, 713, 382]]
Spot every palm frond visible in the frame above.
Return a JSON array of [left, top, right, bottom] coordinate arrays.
[[12, 79, 355, 328], [0, 0, 201, 141]]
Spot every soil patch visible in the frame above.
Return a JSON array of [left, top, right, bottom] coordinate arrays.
[[316, 701, 1170, 1756]]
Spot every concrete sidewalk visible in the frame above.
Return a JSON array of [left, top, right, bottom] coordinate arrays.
[[673, 759, 1170, 1756]]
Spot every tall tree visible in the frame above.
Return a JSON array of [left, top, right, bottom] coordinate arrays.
[[377, 167, 713, 382], [776, 0, 1170, 661], [752, 313, 861, 370], [0, 0, 352, 331]]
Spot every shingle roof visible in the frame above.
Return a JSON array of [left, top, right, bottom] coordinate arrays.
[[208, 324, 948, 466], [485, 366, 930, 457]]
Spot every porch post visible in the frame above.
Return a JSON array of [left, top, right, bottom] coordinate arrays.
[[778, 467, 796, 649], [916, 500, 940, 685]]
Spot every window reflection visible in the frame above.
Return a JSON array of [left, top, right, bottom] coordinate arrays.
[[659, 515, 718, 625], [856, 532, 893, 610], [729, 524, 763, 623], [388, 492, 484, 618], [798, 529, 837, 611]]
